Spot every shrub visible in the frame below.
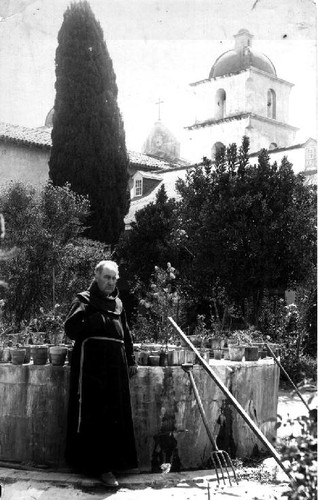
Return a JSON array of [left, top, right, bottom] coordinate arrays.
[[131, 263, 186, 344], [280, 391, 317, 499], [0, 181, 108, 326]]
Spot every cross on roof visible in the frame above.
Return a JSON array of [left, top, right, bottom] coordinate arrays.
[[155, 98, 164, 121]]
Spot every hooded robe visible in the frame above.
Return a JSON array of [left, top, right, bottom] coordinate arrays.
[[64, 280, 138, 475]]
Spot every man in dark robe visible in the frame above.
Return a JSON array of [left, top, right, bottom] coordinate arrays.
[[64, 260, 138, 488]]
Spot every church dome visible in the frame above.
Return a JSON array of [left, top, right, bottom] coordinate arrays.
[[45, 107, 54, 128], [209, 29, 276, 79]]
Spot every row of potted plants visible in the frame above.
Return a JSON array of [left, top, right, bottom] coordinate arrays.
[[134, 339, 280, 366], [135, 346, 210, 367], [0, 344, 73, 366]]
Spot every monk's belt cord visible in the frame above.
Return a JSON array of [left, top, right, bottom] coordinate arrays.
[[77, 336, 124, 433]]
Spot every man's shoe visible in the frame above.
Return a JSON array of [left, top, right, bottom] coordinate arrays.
[[100, 472, 119, 488]]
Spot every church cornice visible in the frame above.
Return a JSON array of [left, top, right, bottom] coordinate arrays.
[[185, 112, 298, 131], [185, 112, 251, 130], [249, 114, 299, 131], [190, 67, 294, 88]]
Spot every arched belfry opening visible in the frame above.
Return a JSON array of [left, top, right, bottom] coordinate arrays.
[[215, 89, 226, 119], [267, 89, 276, 119], [212, 141, 225, 159]]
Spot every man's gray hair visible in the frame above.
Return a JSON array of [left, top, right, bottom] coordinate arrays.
[[95, 260, 119, 279]]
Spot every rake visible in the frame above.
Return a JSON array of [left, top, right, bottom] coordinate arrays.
[[169, 316, 295, 484], [182, 363, 238, 486]]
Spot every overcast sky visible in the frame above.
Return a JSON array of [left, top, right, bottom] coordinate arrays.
[[0, 0, 316, 151]]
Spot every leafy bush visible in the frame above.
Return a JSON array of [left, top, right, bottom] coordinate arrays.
[[280, 391, 317, 499], [0, 181, 108, 327], [131, 263, 185, 344], [280, 354, 317, 385]]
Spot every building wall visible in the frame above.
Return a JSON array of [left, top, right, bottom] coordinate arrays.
[[267, 148, 305, 174], [190, 73, 248, 124], [183, 117, 250, 163], [246, 70, 292, 123], [248, 116, 297, 152], [0, 142, 49, 186], [189, 69, 292, 127], [184, 68, 296, 163]]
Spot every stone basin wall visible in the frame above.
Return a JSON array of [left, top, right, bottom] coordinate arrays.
[[0, 359, 279, 471]]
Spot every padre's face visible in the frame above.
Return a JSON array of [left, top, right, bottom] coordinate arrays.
[[95, 266, 117, 296]]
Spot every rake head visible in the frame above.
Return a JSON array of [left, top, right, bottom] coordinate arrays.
[[210, 450, 239, 486]]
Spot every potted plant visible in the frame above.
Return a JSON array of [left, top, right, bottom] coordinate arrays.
[[226, 330, 249, 361], [49, 345, 68, 366], [31, 345, 48, 365], [10, 345, 26, 365], [226, 328, 263, 361]]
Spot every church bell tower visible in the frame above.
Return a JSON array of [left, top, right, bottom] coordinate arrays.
[[183, 29, 298, 163]]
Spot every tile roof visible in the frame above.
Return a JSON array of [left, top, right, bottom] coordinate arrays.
[[125, 167, 192, 227], [128, 151, 175, 169], [0, 122, 51, 149], [0, 122, 176, 169], [249, 138, 317, 157]]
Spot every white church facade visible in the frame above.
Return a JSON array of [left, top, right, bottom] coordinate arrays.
[[182, 29, 299, 163]]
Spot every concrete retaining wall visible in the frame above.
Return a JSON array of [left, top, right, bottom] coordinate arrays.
[[0, 359, 279, 471]]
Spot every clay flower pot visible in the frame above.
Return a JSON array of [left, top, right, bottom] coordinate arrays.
[[138, 351, 150, 366], [148, 355, 160, 366], [49, 346, 67, 366], [223, 348, 230, 360], [169, 348, 185, 365], [31, 345, 48, 365], [159, 351, 169, 366], [200, 348, 210, 362], [184, 350, 196, 364], [245, 346, 259, 361], [2, 347, 11, 363], [228, 345, 245, 361], [24, 346, 31, 363], [10, 348, 26, 365], [211, 338, 225, 350], [213, 349, 223, 360]]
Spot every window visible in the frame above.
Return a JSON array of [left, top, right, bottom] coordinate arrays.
[[215, 89, 226, 119], [267, 89, 276, 119], [305, 147, 317, 170], [135, 178, 142, 197], [212, 141, 225, 159]]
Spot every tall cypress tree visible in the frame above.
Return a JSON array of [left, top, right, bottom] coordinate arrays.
[[49, 1, 130, 244]]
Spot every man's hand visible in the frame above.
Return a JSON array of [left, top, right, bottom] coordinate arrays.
[[129, 365, 138, 378]]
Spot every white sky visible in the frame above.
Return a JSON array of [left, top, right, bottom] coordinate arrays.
[[0, 0, 316, 152]]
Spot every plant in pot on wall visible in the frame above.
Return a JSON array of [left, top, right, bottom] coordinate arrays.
[[42, 305, 68, 366], [226, 328, 263, 361], [132, 262, 186, 346], [28, 304, 67, 365], [10, 344, 26, 365]]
